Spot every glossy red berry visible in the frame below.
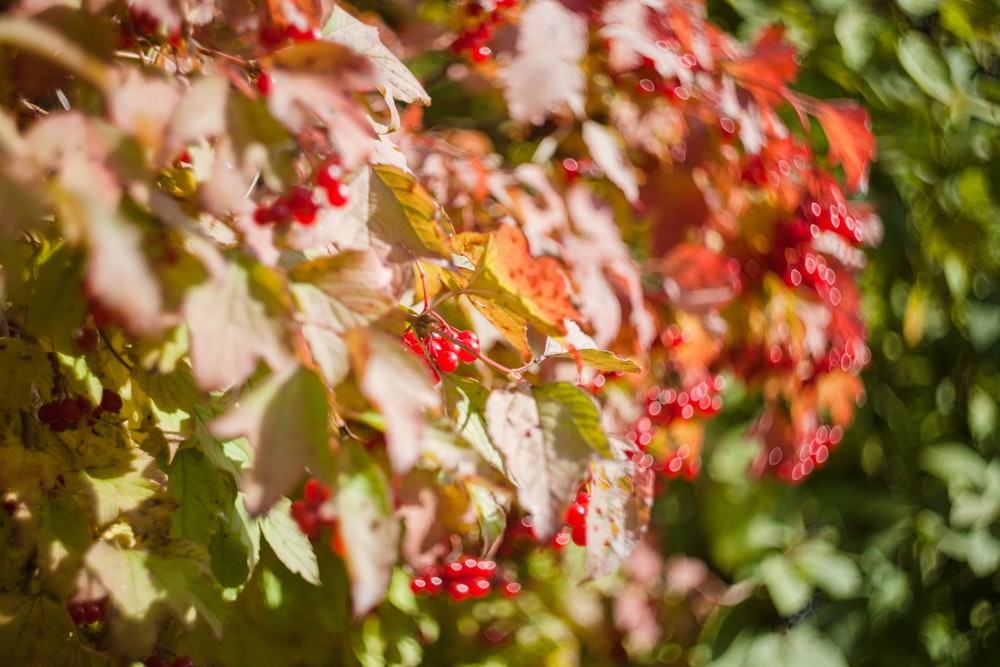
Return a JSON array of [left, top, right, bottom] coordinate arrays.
[[287, 186, 319, 225], [285, 23, 321, 42], [435, 349, 460, 374], [456, 330, 479, 362], [172, 656, 196, 667]]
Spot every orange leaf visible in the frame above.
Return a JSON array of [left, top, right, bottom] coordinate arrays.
[[473, 224, 582, 337], [814, 101, 876, 193]]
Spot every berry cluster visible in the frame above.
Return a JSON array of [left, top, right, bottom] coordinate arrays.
[[497, 512, 571, 557], [410, 556, 520, 601], [290, 478, 344, 555], [622, 374, 723, 480], [401, 322, 479, 380], [253, 160, 350, 226], [120, 7, 181, 48], [564, 490, 590, 547], [783, 246, 842, 307], [801, 197, 865, 247], [258, 18, 322, 52], [450, 0, 518, 63], [560, 157, 600, 183], [67, 597, 107, 626], [143, 653, 195, 667], [37, 389, 123, 432], [759, 423, 844, 484]]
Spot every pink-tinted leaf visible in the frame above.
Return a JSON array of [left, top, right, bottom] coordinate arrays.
[[585, 450, 654, 579], [814, 101, 877, 192], [335, 439, 400, 616], [163, 75, 228, 166], [210, 365, 330, 515], [265, 43, 378, 170], [396, 470, 453, 570], [564, 185, 656, 348], [107, 67, 182, 158], [346, 328, 440, 473], [184, 257, 293, 391], [582, 121, 638, 203], [323, 4, 430, 105], [499, 0, 588, 125], [34, 113, 165, 334], [485, 382, 606, 540]]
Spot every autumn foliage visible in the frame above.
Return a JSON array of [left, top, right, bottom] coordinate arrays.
[[0, 0, 878, 664]]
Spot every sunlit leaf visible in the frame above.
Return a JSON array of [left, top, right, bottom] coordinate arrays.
[[347, 328, 440, 473], [210, 364, 330, 515], [79, 449, 166, 528], [259, 497, 320, 585], [585, 455, 653, 578], [335, 440, 400, 616]]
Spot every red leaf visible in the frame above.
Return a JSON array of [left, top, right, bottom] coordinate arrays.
[[814, 101, 877, 193], [720, 25, 799, 106], [661, 243, 741, 312]]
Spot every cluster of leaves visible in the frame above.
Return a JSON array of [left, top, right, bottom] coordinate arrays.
[[0, 0, 879, 664]]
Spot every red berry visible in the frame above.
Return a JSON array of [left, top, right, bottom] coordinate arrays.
[[285, 23, 321, 42], [68, 603, 87, 626], [99, 389, 123, 414], [411, 576, 429, 595], [259, 24, 286, 50], [172, 656, 195, 667], [83, 601, 103, 624], [287, 186, 319, 225], [565, 502, 587, 532], [571, 524, 587, 546], [253, 205, 275, 226], [470, 577, 491, 597], [326, 181, 349, 207], [456, 330, 479, 362], [316, 161, 345, 191], [303, 478, 329, 505], [269, 198, 293, 223], [256, 71, 273, 96], [502, 581, 521, 597], [75, 326, 99, 352], [435, 349, 460, 374], [58, 397, 83, 423], [448, 581, 471, 601], [143, 656, 169, 667], [37, 402, 58, 424], [2, 498, 17, 514]]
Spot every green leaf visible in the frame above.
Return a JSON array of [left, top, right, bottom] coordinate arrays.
[[898, 31, 954, 104], [86, 540, 228, 639], [796, 542, 862, 599], [369, 165, 452, 259], [444, 376, 508, 475], [24, 243, 87, 339], [965, 527, 1000, 576], [466, 480, 507, 555], [533, 382, 611, 459], [0, 337, 54, 411], [210, 364, 330, 515], [920, 443, 987, 488], [783, 626, 850, 667], [167, 448, 232, 545], [547, 348, 641, 373], [760, 553, 813, 616], [485, 383, 600, 539], [209, 493, 260, 588], [0, 593, 91, 666], [336, 440, 400, 616], [79, 449, 165, 528], [259, 497, 321, 585]]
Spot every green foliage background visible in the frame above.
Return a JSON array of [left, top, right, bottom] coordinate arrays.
[[407, 1, 1000, 665]]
